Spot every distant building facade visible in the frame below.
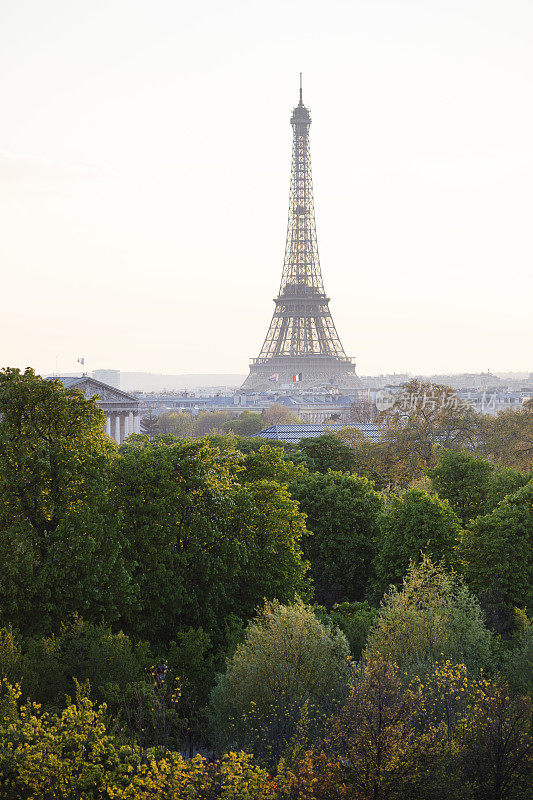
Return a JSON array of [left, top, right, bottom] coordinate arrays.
[[48, 376, 141, 444], [132, 384, 532, 428]]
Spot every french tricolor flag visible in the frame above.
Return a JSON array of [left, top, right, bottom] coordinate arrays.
[[292, 373, 302, 382]]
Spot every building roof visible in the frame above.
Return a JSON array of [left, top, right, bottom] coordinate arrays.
[[53, 376, 85, 387], [46, 376, 139, 402], [254, 423, 382, 444]]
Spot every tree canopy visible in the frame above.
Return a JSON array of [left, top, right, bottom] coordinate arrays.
[[297, 432, 357, 473], [111, 439, 309, 647], [0, 368, 129, 633], [0, 367, 531, 798], [374, 488, 462, 595], [0, 367, 113, 540], [430, 448, 532, 524], [458, 480, 533, 632], [365, 556, 493, 677], [289, 471, 385, 606], [210, 600, 351, 763]]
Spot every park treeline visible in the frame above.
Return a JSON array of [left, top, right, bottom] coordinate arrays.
[[0, 368, 531, 799], [147, 402, 299, 438]]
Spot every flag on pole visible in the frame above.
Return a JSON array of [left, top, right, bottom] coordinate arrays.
[[292, 373, 302, 382], [77, 357, 85, 365]]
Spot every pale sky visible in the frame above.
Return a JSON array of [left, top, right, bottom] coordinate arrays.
[[1, 0, 532, 377]]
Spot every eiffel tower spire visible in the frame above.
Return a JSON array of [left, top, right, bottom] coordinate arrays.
[[242, 80, 360, 391]]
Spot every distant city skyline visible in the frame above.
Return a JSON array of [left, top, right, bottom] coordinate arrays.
[[1, 0, 532, 377], [43, 369, 533, 396]]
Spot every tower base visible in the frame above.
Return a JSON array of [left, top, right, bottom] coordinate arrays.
[[241, 356, 361, 392]]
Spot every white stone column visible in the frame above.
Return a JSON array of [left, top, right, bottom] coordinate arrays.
[[134, 413, 141, 434], [123, 413, 129, 441], [114, 414, 121, 443], [129, 411, 134, 436], [106, 415, 111, 437]]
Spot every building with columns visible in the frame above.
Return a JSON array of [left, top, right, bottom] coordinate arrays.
[[48, 376, 142, 444]]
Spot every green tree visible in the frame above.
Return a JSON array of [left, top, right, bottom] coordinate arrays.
[[0, 505, 132, 635], [140, 410, 158, 439], [0, 368, 130, 634], [236, 480, 311, 616], [457, 480, 533, 633], [192, 411, 237, 437], [0, 626, 22, 684], [485, 467, 532, 512], [374, 489, 462, 595], [297, 432, 357, 473], [241, 444, 306, 484], [210, 600, 351, 764], [223, 411, 264, 437], [365, 556, 493, 678], [430, 449, 496, 524], [112, 439, 309, 649], [289, 471, 385, 606], [19, 616, 151, 713], [157, 411, 195, 438], [0, 367, 113, 542], [430, 449, 532, 524], [111, 439, 246, 646], [314, 601, 378, 660], [168, 628, 215, 706], [205, 432, 292, 455], [500, 609, 533, 695]]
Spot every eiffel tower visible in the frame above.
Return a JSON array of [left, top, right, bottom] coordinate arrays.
[[242, 78, 360, 392]]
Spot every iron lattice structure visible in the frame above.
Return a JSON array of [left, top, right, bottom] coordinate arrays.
[[243, 80, 360, 391]]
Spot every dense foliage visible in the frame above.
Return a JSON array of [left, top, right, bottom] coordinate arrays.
[[373, 488, 461, 594], [457, 479, 533, 632], [365, 557, 493, 677], [289, 471, 384, 606], [430, 448, 531, 523], [111, 438, 309, 648], [210, 600, 351, 764], [0, 369, 531, 798], [147, 402, 298, 440]]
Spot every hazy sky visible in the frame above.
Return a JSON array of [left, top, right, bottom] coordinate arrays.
[[1, 0, 532, 377]]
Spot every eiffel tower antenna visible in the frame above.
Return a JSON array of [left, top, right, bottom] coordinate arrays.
[[242, 80, 360, 392]]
